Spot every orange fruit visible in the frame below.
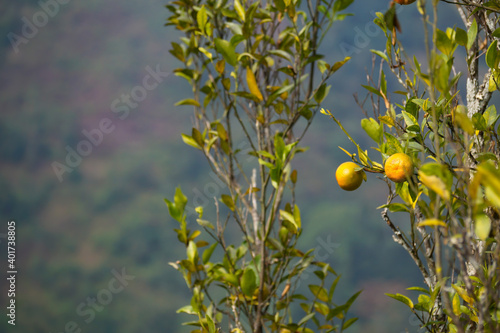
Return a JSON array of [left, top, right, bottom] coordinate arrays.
[[335, 162, 365, 191], [385, 153, 414, 183], [395, 0, 416, 4]]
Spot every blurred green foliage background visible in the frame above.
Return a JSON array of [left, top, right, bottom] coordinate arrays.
[[0, 0, 472, 332]]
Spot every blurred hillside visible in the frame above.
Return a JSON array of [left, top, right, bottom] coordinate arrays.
[[0, 1, 488, 332]]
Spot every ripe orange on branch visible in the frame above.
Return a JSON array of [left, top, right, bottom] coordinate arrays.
[[384, 153, 414, 183], [335, 162, 366, 191]]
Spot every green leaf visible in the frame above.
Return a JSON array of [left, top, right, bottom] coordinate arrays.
[[216, 122, 228, 141], [314, 301, 330, 316], [269, 50, 293, 63], [361, 84, 382, 97], [330, 56, 351, 74], [174, 187, 188, 214], [215, 38, 238, 67], [383, 4, 396, 31], [493, 28, 500, 38], [467, 19, 477, 51], [258, 158, 275, 169], [231, 91, 261, 102], [297, 313, 315, 326], [280, 209, 300, 231], [328, 275, 341, 302], [333, 0, 354, 13], [309, 285, 329, 303], [241, 267, 257, 296], [197, 5, 208, 34], [472, 113, 487, 131], [417, 294, 432, 312], [342, 318, 358, 330], [360, 118, 382, 143], [401, 111, 418, 128], [489, 69, 500, 92], [411, 98, 430, 111], [314, 83, 330, 103], [170, 42, 185, 62], [222, 77, 231, 91], [370, 49, 389, 63], [176, 305, 196, 314], [206, 313, 216, 333], [483, 105, 498, 128], [377, 203, 409, 213], [187, 240, 199, 264], [455, 28, 467, 47], [274, 132, 286, 161], [220, 194, 235, 211], [202, 242, 218, 264], [192, 128, 204, 147], [436, 28, 455, 56], [266, 82, 295, 106], [165, 198, 182, 222], [384, 132, 403, 153], [197, 219, 215, 230], [175, 98, 201, 107], [345, 290, 362, 311], [407, 286, 430, 294], [486, 40, 499, 69], [293, 205, 302, 230], [182, 133, 202, 150], [267, 237, 284, 252], [221, 273, 239, 286], [327, 304, 348, 320], [385, 293, 414, 309]]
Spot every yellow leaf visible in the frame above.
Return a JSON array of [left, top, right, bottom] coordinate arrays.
[[215, 59, 225, 74], [198, 47, 212, 60], [372, 161, 384, 171], [234, 0, 246, 22], [452, 292, 460, 316], [246, 67, 263, 101], [418, 171, 450, 201], [338, 146, 353, 158], [412, 190, 423, 209], [477, 162, 500, 208], [452, 284, 474, 305], [378, 115, 396, 128], [474, 214, 491, 241], [485, 185, 500, 208], [417, 219, 447, 228], [320, 108, 331, 115], [452, 107, 475, 135]]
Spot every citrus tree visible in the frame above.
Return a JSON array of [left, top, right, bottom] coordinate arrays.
[[164, 0, 361, 332], [325, 0, 500, 332]]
